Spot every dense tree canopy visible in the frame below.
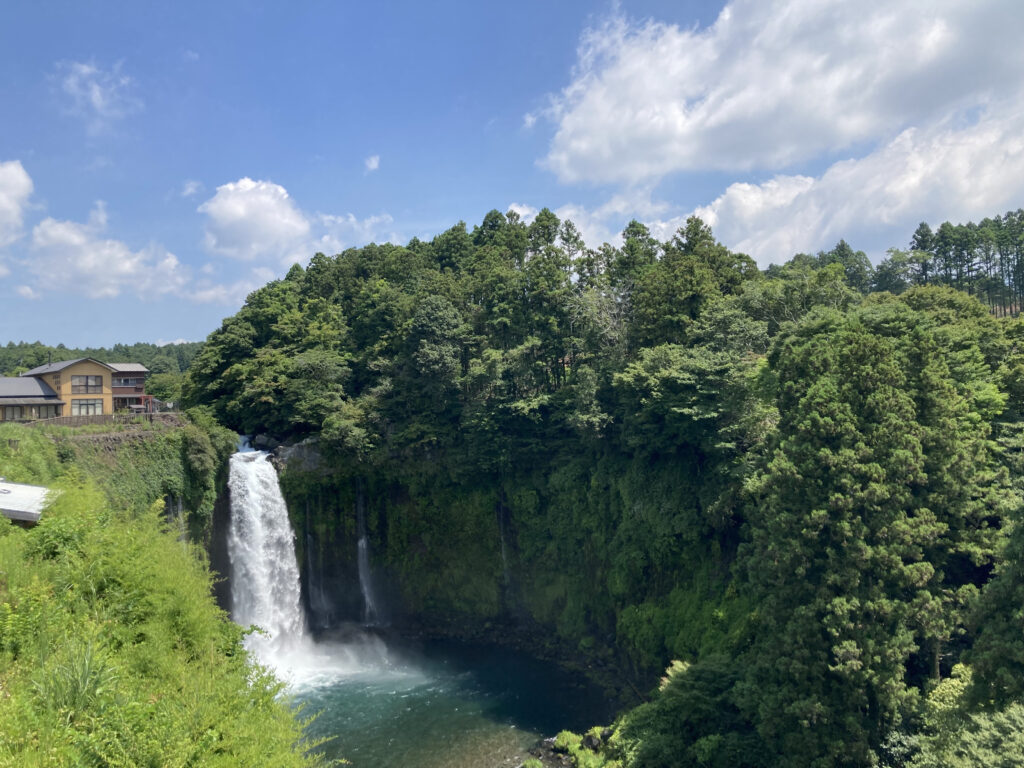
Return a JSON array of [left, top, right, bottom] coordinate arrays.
[[0, 340, 203, 376], [185, 207, 1024, 767]]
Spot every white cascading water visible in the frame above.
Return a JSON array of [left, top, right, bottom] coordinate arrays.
[[227, 450, 307, 660], [227, 443, 394, 687]]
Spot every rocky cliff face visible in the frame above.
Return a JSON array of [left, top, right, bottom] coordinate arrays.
[[270, 439, 748, 688]]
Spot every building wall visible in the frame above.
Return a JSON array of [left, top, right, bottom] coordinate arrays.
[[43, 361, 114, 416]]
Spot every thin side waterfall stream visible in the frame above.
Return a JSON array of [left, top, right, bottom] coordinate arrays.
[[355, 486, 379, 624], [227, 447, 611, 768]]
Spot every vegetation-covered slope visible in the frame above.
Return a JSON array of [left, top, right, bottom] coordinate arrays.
[[184, 207, 1024, 766], [0, 422, 319, 768]]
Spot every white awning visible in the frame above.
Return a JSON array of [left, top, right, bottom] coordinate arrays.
[[0, 480, 54, 524]]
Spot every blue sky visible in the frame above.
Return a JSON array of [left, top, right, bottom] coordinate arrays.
[[2, 0, 1023, 347]]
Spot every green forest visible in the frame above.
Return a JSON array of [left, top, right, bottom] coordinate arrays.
[[181, 206, 1024, 767], [0, 340, 203, 377]]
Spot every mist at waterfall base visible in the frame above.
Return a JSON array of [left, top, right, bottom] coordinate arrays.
[[227, 449, 612, 768]]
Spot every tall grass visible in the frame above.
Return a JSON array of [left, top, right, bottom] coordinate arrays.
[[0, 423, 322, 767]]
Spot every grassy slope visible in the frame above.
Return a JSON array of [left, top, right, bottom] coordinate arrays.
[[0, 423, 320, 768]]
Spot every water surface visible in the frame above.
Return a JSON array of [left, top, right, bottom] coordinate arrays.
[[224, 450, 615, 768], [291, 631, 615, 768]]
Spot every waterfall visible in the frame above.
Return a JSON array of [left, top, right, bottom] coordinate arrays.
[[227, 445, 393, 685], [165, 494, 187, 541], [497, 501, 511, 591], [495, 491, 518, 615], [227, 450, 307, 664], [176, 496, 185, 539], [356, 485, 380, 624], [306, 500, 334, 628]]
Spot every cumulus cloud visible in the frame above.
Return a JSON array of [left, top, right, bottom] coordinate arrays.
[[692, 100, 1024, 265], [364, 154, 380, 172], [536, 98, 1024, 266], [16, 285, 41, 300], [197, 175, 399, 269], [0, 160, 33, 248], [504, 191, 674, 249], [198, 177, 311, 262], [56, 60, 142, 134], [27, 202, 190, 299], [539, 0, 1024, 184]]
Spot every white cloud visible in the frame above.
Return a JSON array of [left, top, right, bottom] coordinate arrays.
[[190, 267, 277, 305], [0, 160, 33, 247], [317, 212, 397, 254], [691, 99, 1024, 265], [539, 0, 1024, 184], [181, 179, 203, 197], [156, 338, 192, 346], [56, 60, 142, 134], [536, 128, 1024, 271], [198, 177, 311, 262], [182, 49, 200, 63], [0, 170, 260, 307], [198, 175, 401, 270], [562, 189, 673, 247], [364, 155, 380, 172], [506, 191, 674, 249], [507, 202, 538, 223], [522, 112, 537, 130], [535, 97, 1024, 265], [27, 202, 191, 299]]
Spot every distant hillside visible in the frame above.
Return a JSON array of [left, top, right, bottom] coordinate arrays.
[[0, 340, 203, 376]]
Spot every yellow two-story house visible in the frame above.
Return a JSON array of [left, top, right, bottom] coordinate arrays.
[[0, 358, 151, 421], [24, 358, 115, 416]]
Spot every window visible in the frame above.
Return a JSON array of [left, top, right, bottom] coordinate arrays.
[[53, 374, 61, 390], [4, 406, 23, 421], [34, 405, 58, 419], [71, 399, 103, 415], [113, 377, 143, 387], [71, 375, 103, 394]]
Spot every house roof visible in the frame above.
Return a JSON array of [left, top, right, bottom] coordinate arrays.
[[0, 377, 60, 399], [0, 480, 53, 524], [109, 363, 149, 373], [21, 358, 116, 376]]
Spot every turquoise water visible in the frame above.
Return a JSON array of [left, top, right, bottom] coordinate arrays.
[[288, 630, 615, 768]]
